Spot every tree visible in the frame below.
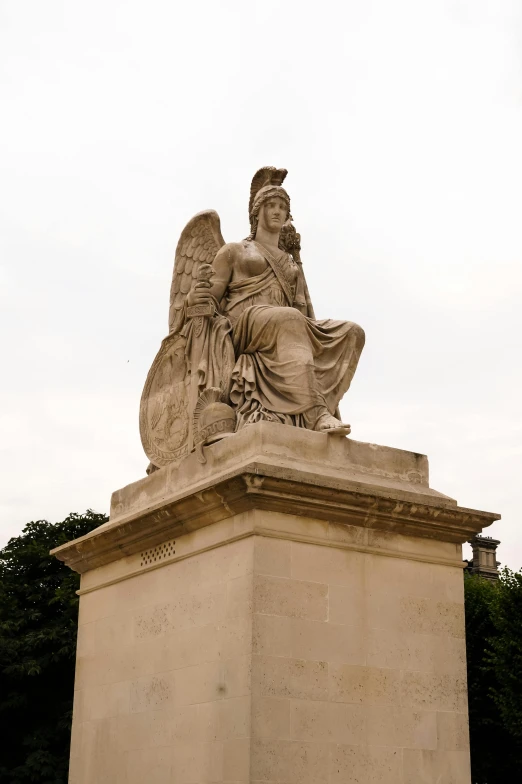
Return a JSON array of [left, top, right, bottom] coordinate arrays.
[[465, 569, 522, 783], [487, 569, 522, 744], [0, 511, 106, 784]]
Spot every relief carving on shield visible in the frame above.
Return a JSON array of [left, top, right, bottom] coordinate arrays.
[[139, 333, 190, 467]]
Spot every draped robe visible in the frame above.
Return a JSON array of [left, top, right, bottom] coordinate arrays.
[[219, 241, 365, 430]]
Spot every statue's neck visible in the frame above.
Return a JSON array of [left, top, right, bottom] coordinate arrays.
[[254, 226, 280, 256]]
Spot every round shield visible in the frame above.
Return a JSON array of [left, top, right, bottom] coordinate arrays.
[[139, 333, 190, 467]]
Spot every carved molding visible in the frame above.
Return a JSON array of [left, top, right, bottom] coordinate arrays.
[[52, 459, 499, 574]]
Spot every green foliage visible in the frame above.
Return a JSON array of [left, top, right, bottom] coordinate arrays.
[[488, 569, 522, 743], [0, 511, 107, 784], [465, 569, 522, 783]]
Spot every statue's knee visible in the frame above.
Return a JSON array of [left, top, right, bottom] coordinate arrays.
[[353, 324, 365, 348], [270, 307, 303, 326], [283, 307, 302, 320]]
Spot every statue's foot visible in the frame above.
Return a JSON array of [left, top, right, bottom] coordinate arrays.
[[315, 412, 351, 436]]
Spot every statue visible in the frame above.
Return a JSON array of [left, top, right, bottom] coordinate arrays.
[[140, 166, 365, 471]]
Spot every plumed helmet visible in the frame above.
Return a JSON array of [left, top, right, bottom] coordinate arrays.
[[248, 166, 291, 230], [193, 388, 236, 445]]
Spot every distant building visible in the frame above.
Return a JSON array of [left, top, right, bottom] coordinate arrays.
[[466, 535, 501, 581]]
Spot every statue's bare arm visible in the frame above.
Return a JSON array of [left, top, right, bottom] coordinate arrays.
[[187, 244, 234, 307]]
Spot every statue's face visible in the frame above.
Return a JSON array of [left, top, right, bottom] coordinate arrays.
[[258, 197, 288, 233]]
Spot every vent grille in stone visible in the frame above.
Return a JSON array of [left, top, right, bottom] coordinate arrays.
[[141, 541, 176, 567]]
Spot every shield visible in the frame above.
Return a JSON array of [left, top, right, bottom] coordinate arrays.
[[139, 333, 190, 468]]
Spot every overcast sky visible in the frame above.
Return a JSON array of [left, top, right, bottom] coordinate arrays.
[[1, 0, 521, 567]]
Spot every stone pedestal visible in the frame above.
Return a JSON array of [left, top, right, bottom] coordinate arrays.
[[53, 423, 499, 784]]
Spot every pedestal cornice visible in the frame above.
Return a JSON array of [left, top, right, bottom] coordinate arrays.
[[52, 423, 499, 573]]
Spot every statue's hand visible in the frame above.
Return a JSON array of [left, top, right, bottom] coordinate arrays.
[[186, 282, 214, 308]]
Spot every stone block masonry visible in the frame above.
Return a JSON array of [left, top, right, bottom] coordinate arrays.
[[53, 423, 499, 783]]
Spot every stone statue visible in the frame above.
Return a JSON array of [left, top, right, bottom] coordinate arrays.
[[140, 166, 365, 470]]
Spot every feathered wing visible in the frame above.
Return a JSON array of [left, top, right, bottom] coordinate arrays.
[[168, 210, 225, 334]]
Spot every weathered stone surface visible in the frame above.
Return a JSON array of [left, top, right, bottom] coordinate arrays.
[[58, 426, 499, 782], [55, 165, 499, 782], [52, 423, 497, 574]]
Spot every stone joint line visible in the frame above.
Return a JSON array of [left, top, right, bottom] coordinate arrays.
[[77, 526, 465, 597]]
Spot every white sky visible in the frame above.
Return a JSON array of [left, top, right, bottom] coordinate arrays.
[[1, 0, 521, 567]]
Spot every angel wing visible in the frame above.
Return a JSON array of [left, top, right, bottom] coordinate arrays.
[[168, 210, 225, 334]]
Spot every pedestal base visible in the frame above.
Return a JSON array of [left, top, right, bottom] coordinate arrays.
[[53, 423, 499, 783]]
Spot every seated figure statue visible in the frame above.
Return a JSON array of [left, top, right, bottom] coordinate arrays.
[[140, 167, 365, 471]]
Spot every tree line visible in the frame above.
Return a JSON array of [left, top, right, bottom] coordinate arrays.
[[0, 512, 521, 782]]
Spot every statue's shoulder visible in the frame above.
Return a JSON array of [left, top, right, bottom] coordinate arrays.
[[216, 240, 249, 261]]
